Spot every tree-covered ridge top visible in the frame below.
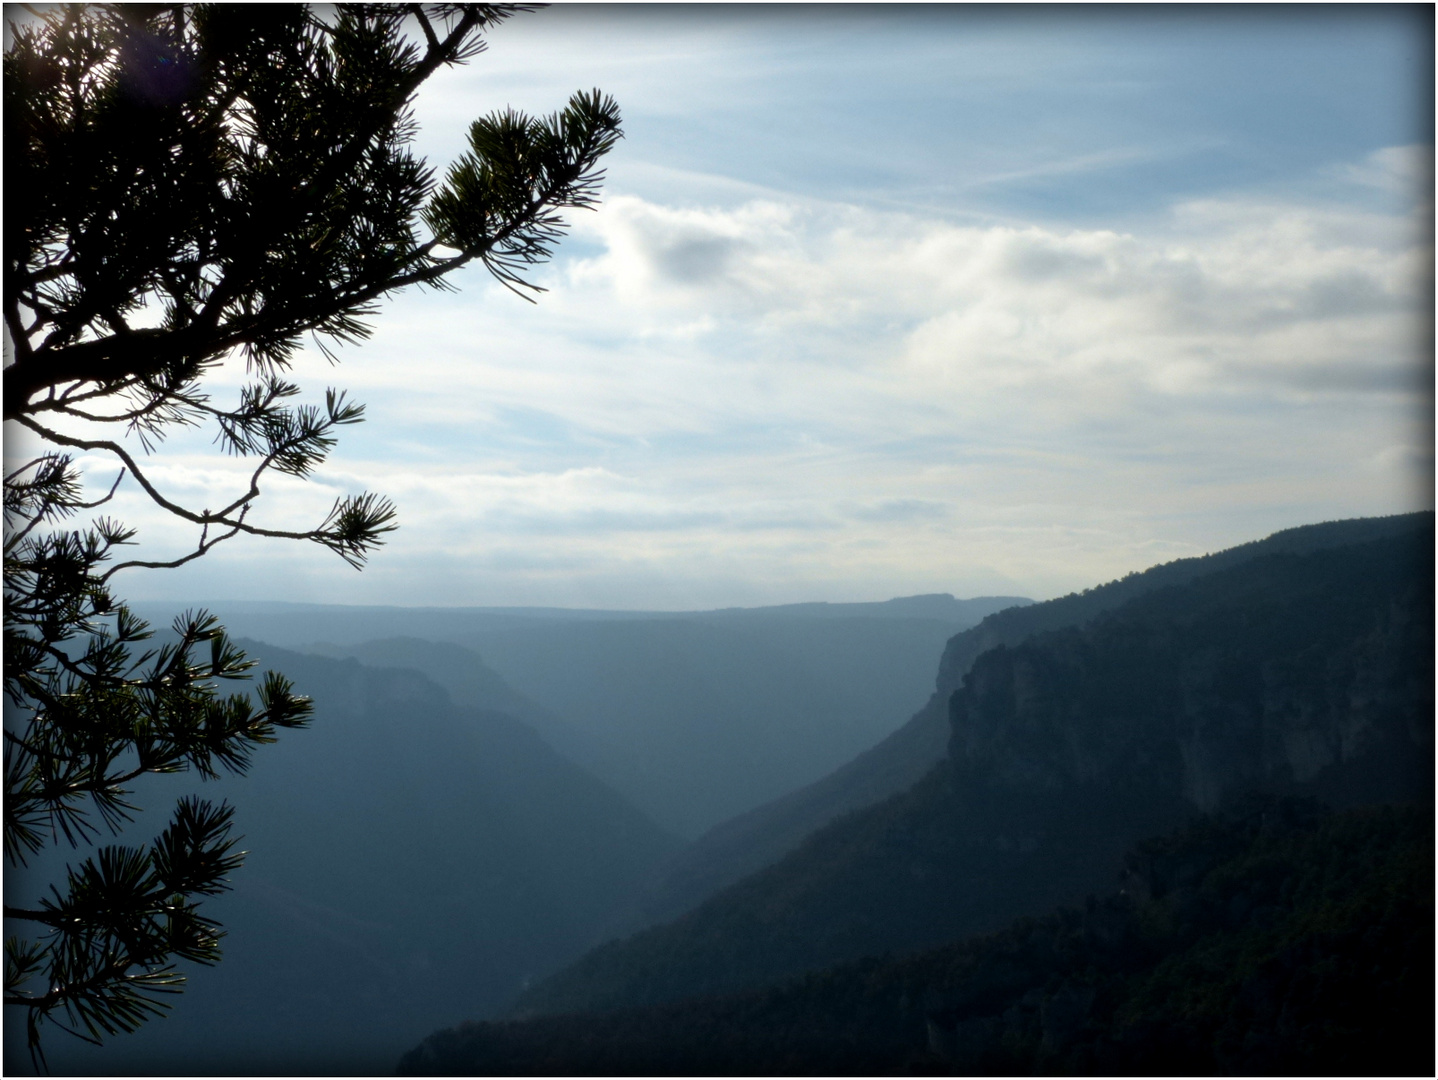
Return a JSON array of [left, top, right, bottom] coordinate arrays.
[[593, 510, 1434, 942], [967, 510, 1428, 636]]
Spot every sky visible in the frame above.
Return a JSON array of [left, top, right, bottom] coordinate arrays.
[[14, 4, 1435, 610]]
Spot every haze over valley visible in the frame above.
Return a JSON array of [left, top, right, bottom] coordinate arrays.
[[12, 513, 1432, 1076], [3, 4, 1430, 1077]]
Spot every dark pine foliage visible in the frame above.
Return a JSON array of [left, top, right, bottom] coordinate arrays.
[[4, 4, 620, 1063]]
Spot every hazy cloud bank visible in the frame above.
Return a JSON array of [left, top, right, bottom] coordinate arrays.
[[23, 146, 1430, 610]]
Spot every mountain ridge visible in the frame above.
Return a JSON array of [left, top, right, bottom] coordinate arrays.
[[507, 514, 1433, 1019], [129, 592, 1031, 629], [607, 511, 1433, 933]]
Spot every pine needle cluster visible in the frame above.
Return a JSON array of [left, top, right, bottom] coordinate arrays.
[[3, 4, 621, 1063]]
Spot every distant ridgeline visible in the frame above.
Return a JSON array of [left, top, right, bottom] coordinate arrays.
[[402, 512, 1434, 1075], [15, 593, 1023, 1074], [129, 592, 1028, 841]]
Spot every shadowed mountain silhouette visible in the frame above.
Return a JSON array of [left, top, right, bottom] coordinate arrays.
[[604, 512, 1432, 935], [507, 514, 1432, 1020], [5, 645, 677, 1076]]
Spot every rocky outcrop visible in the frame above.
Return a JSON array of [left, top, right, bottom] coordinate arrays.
[[949, 526, 1434, 816]]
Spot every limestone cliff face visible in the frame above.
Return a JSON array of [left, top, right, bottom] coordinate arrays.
[[949, 530, 1434, 816]]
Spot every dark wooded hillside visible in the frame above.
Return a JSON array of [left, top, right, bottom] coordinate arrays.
[[508, 517, 1432, 1020], [400, 798, 1433, 1075], [621, 512, 1430, 932]]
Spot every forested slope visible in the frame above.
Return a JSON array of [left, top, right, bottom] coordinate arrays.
[[401, 799, 1434, 1075], [617, 512, 1430, 931], [507, 518, 1433, 1020]]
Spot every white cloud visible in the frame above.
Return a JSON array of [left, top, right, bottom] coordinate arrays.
[[1329, 144, 1435, 199], [14, 146, 1429, 611], [562, 190, 1425, 413]]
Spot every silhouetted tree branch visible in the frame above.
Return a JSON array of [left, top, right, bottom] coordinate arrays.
[[4, 3, 621, 1065]]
